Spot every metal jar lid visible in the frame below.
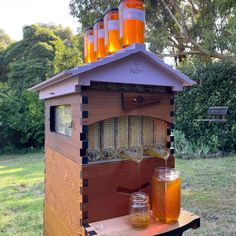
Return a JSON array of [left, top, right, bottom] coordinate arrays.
[[84, 26, 93, 33], [93, 18, 104, 24], [104, 8, 119, 15]]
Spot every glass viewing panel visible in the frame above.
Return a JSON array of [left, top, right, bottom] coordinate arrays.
[[88, 115, 168, 162], [52, 105, 72, 136]]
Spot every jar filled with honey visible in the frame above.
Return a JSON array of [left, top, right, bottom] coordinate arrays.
[[152, 168, 181, 224], [118, 0, 145, 47], [129, 192, 150, 229], [94, 18, 106, 59], [84, 27, 96, 63], [104, 8, 121, 54]]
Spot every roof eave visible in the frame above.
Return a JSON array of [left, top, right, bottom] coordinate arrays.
[[29, 70, 74, 92], [140, 50, 197, 87]]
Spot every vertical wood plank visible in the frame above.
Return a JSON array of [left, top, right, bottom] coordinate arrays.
[[44, 146, 82, 236]]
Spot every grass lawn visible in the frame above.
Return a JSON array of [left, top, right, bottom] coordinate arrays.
[[0, 153, 44, 236], [0, 153, 235, 236]]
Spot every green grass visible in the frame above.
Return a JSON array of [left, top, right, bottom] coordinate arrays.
[[0, 153, 235, 235], [0, 153, 44, 236], [177, 155, 236, 235]]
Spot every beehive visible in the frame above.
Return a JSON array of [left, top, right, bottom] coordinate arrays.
[[30, 44, 198, 236]]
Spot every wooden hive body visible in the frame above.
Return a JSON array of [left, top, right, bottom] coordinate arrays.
[[30, 44, 196, 236]]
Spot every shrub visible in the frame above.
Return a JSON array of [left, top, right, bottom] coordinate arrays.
[[174, 130, 215, 159], [176, 59, 236, 152]]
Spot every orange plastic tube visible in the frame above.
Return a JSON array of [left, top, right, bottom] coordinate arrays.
[[84, 27, 96, 63], [94, 18, 106, 59], [119, 0, 145, 48], [104, 8, 121, 54]]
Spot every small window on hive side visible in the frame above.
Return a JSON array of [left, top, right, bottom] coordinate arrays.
[[50, 105, 72, 136]]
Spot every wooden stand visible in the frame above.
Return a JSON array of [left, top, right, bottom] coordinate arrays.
[[84, 210, 200, 236]]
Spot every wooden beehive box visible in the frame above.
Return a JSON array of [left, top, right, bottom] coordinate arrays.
[[30, 44, 197, 236]]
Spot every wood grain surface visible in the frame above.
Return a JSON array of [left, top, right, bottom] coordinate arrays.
[[44, 146, 82, 236], [122, 93, 163, 110], [83, 90, 174, 125], [154, 119, 168, 146], [87, 210, 200, 236], [45, 94, 82, 163], [82, 157, 175, 223], [43, 88, 176, 235]]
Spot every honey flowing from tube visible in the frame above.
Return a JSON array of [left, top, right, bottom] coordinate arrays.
[[119, 0, 145, 47]]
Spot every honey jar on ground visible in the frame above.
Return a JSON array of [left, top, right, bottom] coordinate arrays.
[[84, 27, 96, 63], [104, 8, 121, 54], [152, 168, 181, 224], [118, 0, 145, 47], [94, 18, 106, 59]]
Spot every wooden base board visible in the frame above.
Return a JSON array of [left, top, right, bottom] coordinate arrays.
[[85, 210, 200, 236]]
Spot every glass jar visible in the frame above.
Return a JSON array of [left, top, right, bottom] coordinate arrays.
[[118, 0, 145, 48], [152, 168, 181, 224], [94, 18, 106, 59], [129, 192, 150, 229], [84, 27, 96, 63], [104, 8, 121, 54]]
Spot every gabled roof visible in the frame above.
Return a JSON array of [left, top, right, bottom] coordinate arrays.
[[30, 44, 196, 99]]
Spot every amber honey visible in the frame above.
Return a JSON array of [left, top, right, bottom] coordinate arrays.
[[119, 0, 145, 47], [152, 168, 181, 224], [104, 8, 121, 54], [94, 18, 106, 59], [84, 27, 96, 63], [129, 214, 150, 229], [129, 192, 150, 229]]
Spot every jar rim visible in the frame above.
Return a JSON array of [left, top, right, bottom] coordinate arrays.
[[84, 26, 93, 33], [130, 192, 149, 203], [118, 0, 145, 5], [104, 8, 119, 15], [153, 167, 180, 176], [93, 18, 104, 24]]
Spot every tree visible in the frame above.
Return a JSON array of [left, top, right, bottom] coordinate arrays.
[[176, 59, 236, 152], [54, 34, 83, 71], [0, 29, 12, 50], [0, 83, 44, 148], [70, 0, 118, 29], [0, 24, 83, 150], [39, 23, 75, 47], [0, 52, 7, 82], [69, 0, 236, 64], [0, 30, 12, 82], [37, 24, 84, 71], [145, 0, 235, 62], [5, 25, 65, 89]]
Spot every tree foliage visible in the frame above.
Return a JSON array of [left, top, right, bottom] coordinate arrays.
[[0, 83, 44, 148], [70, 0, 118, 29], [0, 29, 12, 51], [0, 24, 83, 151], [176, 59, 236, 152], [70, 0, 236, 63]]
